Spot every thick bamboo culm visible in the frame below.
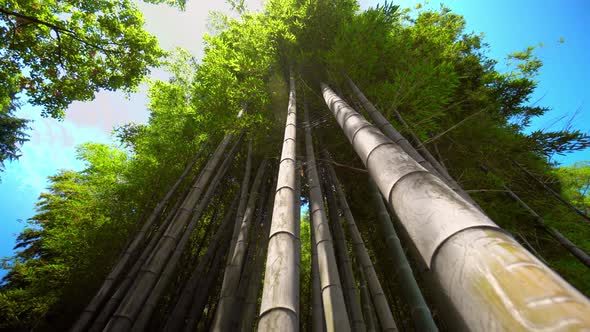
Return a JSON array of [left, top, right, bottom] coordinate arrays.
[[321, 83, 590, 331], [346, 76, 480, 210], [258, 72, 300, 331], [304, 104, 351, 332]]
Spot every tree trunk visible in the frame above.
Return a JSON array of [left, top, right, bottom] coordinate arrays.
[[130, 137, 242, 332], [70, 147, 205, 332], [258, 72, 300, 332], [239, 171, 276, 332], [321, 83, 590, 331], [514, 160, 590, 225], [212, 158, 268, 331], [88, 167, 199, 332], [230, 140, 254, 260], [163, 195, 240, 332], [310, 219, 327, 332], [322, 171, 365, 332], [321, 153, 400, 332], [304, 104, 351, 332], [345, 75, 480, 210], [358, 269, 377, 332], [233, 178, 267, 328], [103, 133, 241, 332], [181, 197, 240, 332]]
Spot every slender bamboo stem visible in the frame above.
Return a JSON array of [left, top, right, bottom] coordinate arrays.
[[322, 171, 366, 332], [358, 269, 377, 332], [103, 133, 240, 332], [311, 220, 327, 332], [70, 147, 205, 332], [503, 185, 590, 268], [304, 104, 351, 332], [88, 162, 202, 332], [367, 179, 437, 331], [212, 159, 268, 331], [239, 170, 276, 331], [322, 152, 401, 332], [514, 160, 590, 225], [182, 197, 240, 332], [230, 140, 254, 260], [130, 138, 242, 331]]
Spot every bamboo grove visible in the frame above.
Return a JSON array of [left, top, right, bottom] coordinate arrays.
[[2, 0, 590, 331]]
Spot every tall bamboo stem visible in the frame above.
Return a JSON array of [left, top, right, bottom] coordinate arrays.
[[212, 159, 268, 331], [322, 152, 401, 332], [346, 76, 480, 209], [70, 147, 205, 332], [182, 197, 240, 332], [103, 133, 240, 332], [322, 172, 366, 332], [514, 160, 590, 225], [258, 72, 300, 331], [304, 104, 351, 332], [130, 137, 242, 331], [321, 83, 590, 331]]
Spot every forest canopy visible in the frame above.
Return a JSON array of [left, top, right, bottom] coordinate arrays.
[[1, 0, 589, 331]]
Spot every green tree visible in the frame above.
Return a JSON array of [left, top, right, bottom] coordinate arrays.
[[0, 144, 129, 331], [0, 0, 168, 172]]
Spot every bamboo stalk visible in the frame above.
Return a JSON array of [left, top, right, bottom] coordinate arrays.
[[239, 171, 276, 331], [358, 269, 377, 332], [130, 137, 242, 331], [321, 83, 590, 331], [103, 133, 241, 332], [514, 160, 590, 225], [502, 185, 590, 268], [70, 147, 205, 332], [212, 159, 268, 331], [88, 162, 203, 332], [258, 72, 300, 332], [346, 75, 480, 210], [304, 104, 351, 332], [322, 152, 402, 332], [182, 198, 240, 332], [311, 220, 327, 332], [367, 179, 437, 331], [322, 171, 366, 332], [229, 140, 253, 261]]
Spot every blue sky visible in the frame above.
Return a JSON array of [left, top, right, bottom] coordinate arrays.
[[0, 0, 589, 279]]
